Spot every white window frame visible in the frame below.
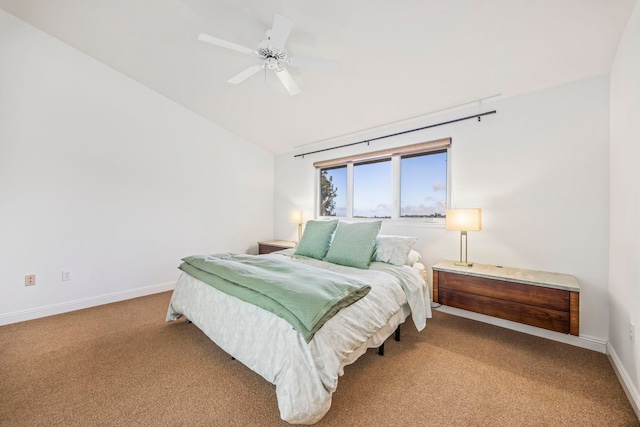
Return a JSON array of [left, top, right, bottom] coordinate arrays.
[[314, 138, 451, 224]]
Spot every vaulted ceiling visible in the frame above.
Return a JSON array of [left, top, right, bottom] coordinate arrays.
[[0, 0, 636, 154]]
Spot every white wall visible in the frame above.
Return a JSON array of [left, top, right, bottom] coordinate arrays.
[[609, 0, 640, 413], [0, 11, 273, 323], [275, 75, 610, 348]]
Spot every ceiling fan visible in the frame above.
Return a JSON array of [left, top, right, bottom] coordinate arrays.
[[198, 13, 337, 95]]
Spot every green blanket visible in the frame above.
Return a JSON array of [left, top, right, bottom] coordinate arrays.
[[179, 254, 371, 342]]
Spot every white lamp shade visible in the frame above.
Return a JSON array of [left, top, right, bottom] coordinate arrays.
[[289, 210, 303, 225], [446, 208, 482, 231]]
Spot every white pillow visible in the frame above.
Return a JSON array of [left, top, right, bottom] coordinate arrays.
[[405, 249, 422, 266], [372, 235, 417, 266]]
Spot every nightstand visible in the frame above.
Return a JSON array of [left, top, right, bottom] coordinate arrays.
[[432, 260, 580, 335], [258, 240, 297, 255]]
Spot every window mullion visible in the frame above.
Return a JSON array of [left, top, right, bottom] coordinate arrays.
[[391, 156, 400, 219], [346, 163, 354, 218]]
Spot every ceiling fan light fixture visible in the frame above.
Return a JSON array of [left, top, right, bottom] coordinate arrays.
[[265, 57, 279, 69]]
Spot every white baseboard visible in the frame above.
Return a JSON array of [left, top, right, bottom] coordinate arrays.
[[607, 342, 640, 420], [434, 305, 607, 353], [0, 282, 175, 326]]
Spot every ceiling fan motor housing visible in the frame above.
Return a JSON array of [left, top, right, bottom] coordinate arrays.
[[258, 45, 287, 69]]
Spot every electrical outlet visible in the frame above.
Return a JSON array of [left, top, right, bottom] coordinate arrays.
[[630, 322, 635, 343], [25, 274, 36, 286], [61, 270, 71, 281]]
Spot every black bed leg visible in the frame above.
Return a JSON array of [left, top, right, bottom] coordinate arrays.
[[395, 325, 401, 341], [378, 343, 384, 356]]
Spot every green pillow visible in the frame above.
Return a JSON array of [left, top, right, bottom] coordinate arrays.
[[323, 221, 382, 269], [294, 220, 339, 260]]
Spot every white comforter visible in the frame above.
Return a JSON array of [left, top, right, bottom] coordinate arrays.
[[166, 251, 430, 424]]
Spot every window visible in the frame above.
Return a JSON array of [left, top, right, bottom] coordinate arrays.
[[316, 138, 450, 221], [400, 151, 447, 218], [353, 159, 392, 218], [319, 166, 347, 216]]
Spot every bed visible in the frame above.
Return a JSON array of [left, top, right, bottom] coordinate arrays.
[[165, 221, 431, 424]]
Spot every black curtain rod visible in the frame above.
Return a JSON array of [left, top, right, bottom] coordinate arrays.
[[294, 110, 497, 158]]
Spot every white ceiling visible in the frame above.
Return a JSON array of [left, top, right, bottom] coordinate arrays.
[[0, 0, 636, 154]]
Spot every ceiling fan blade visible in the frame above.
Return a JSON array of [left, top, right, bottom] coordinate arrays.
[[288, 57, 338, 71], [198, 33, 255, 55], [275, 68, 301, 95], [227, 65, 263, 84], [269, 14, 293, 51]]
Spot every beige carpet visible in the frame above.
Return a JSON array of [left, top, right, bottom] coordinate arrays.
[[1, 292, 637, 426]]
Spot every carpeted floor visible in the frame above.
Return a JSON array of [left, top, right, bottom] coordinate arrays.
[[0, 291, 637, 426]]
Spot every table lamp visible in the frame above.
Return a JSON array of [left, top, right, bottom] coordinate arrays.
[[290, 210, 303, 241], [446, 208, 482, 267]]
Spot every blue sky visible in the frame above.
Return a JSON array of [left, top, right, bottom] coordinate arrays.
[[322, 152, 447, 217], [400, 152, 447, 217]]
